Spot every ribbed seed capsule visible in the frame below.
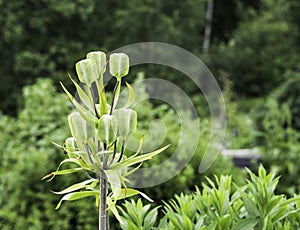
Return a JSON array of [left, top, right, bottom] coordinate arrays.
[[115, 109, 137, 139], [97, 115, 118, 145], [87, 51, 106, 76], [65, 137, 77, 158], [68, 112, 94, 141], [75, 59, 98, 86], [109, 53, 129, 79]]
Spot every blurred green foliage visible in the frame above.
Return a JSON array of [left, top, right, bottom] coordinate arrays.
[[254, 98, 300, 196], [272, 72, 300, 131], [209, 0, 299, 96], [0, 0, 268, 115], [0, 79, 98, 229]]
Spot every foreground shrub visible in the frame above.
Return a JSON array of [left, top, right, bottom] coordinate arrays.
[[119, 165, 300, 229]]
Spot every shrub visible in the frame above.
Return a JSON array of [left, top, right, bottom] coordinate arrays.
[[272, 72, 300, 131], [208, 0, 299, 97], [0, 79, 98, 229], [119, 165, 300, 229], [258, 98, 300, 195]]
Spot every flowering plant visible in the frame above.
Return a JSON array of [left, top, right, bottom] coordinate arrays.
[[43, 51, 169, 229]]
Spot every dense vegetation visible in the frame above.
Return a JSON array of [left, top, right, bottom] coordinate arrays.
[[1, 0, 300, 229]]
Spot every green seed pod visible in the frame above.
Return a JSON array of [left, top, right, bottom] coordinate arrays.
[[109, 53, 129, 79], [65, 137, 77, 158], [87, 51, 106, 75], [75, 59, 98, 86], [114, 109, 137, 139], [97, 114, 118, 145], [68, 112, 94, 141]]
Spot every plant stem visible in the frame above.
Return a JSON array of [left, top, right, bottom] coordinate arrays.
[[99, 171, 107, 230], [117, 139, 125, 162], [110, 80, 120, 115]]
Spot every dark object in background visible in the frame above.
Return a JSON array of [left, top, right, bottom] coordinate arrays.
[[222, 148, 260, 169]]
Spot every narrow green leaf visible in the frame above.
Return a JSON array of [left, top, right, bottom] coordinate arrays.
[[52, 178, 97, 194], [107, 197, 124, 224], [117, 188, 139, 200], [42, 158, 84, 181], [55, 191, 99, 209], [144, 207, 159, 229], [69, 75, 94, 111], [241, 194, 258, 217], [43, 168, 83, 181], [97, 82, 107, 116], [109, 144, 170, 170], [105, 169, 121, 202], [125, 163, 143, 177], [124, 82, 135, 108], [139, 191, 154, 203], [232, 218, 258, 230], [60, 82, 97, 124]]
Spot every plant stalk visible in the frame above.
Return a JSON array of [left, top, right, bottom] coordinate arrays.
[[99, 171, 107, 230]]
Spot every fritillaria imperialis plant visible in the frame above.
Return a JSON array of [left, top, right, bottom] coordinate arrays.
[[43, 51, 169, 229]]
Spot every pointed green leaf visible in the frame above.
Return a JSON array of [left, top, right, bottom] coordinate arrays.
[[69, 75, 94, 111], [43, 168, 83, 181], [117, 188, 139, 200], [105, 169, 121, 202], [124, 82, 135, 108], [232, 218, 258, 230], [52, 178, 97, 194], [60, 82, 97, 124], [144, 206, 159, 229], [107, 197, 124, 224], [138, 191, 154, 202], [42, 157, 85, 181], [55, 191, 99, 209], [109, 145, 170, 170]]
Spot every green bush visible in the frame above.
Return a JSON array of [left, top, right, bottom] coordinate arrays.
[[257, 98, 300, 195], [0, 79, 98, 229], [119, 165, 300, 229], [272, 72, 300, 131], [222, 77, 257, 149], [209, 0, 299, 97]]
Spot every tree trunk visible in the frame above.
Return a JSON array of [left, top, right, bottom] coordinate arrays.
[[203, 0, 214, 54]]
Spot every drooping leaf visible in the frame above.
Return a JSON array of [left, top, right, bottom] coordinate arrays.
[[60, 82, 97, 124], [55, 191, 99, 209], [52, 178, 97, 194], [105, 169, 121, 202], [107, 197, 124, 224], [124, 82, 135, 108], [69, 75, 94, 111], [42, 168, 83, 182], [109, 144, 170, 170]]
